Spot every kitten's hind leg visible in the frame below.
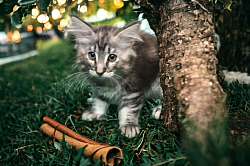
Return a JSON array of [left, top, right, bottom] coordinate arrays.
[[82, 98, 109, 121], [152, 104, 162, 119]]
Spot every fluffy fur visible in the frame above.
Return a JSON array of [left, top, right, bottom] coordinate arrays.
[[66, 14, 162, 138]]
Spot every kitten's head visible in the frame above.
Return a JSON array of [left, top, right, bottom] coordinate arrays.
[[66, 14, 142, 81]]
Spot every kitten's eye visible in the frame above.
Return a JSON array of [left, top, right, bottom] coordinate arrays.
[[88, 52, 96, 60], [108, 54, 117, 62]]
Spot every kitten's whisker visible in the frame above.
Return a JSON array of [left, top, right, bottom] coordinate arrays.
[[67, 73, 84, 91], [76, 74, 90, 89], [65, 72, 82, 79], [70, 72, 89, 90], [80, 76, 90, 89], [72, 63, 78, 69], [76, 74, 89, 90], [59, 74, 80, 87], [60, 72, 89, 90], [64, 74, 82, 87], [61, 72, 81, 83], [69, 57, 76, 62], [74, 75, 86, 90]]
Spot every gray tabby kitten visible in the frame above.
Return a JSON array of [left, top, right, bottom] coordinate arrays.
[[66, 14, 162, 138]]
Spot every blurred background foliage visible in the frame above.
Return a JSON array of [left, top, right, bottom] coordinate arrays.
[[0, 0, 154, 64], [0, 0, 137, 35], [0, 0, 138, 57]]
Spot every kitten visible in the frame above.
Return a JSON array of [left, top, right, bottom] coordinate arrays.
[[66, 14, 162, 138]]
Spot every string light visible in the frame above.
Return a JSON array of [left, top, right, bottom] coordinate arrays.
[[99, 0, 105, 8], [12, 31, 21, 43], [52, 9, 60, 19], [32, 8, 39, 17], [43, 15, 49, 23], [5, 32, 12, 42], [60, 19, 68, 27], [58, 24, 63, 31], [114, 0, 124, 8], [37, 14, 45, 23], [80, 5, 87, 13], [27, 25, 33, 31], [60, 8, 65, 13], [36, 27, 42, 33], [44, 22, 53, 30], [57, 0, 66, 6]]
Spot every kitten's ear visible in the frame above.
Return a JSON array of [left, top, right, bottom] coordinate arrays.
[[65, 14, 96, 44], [113, 21, 143, 46]]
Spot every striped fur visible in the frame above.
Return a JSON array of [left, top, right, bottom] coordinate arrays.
[[66, 14, 162, 138]]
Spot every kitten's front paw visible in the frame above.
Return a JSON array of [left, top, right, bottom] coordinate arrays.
[[119, 124, 140, 138], [81, 110, 104, 121]]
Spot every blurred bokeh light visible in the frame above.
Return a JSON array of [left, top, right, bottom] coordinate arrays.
[[0, 0, 138, 57]]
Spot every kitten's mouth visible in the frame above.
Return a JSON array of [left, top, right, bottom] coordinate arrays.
[[89, 70, 114, 78]]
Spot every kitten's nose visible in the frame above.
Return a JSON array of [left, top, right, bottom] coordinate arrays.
[[96, 71, 105, 76], [96, 65, 106, 76]]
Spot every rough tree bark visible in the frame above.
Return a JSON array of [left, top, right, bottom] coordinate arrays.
[[135, 0, 226, 134]]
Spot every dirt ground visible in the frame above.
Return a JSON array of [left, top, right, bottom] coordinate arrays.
[[229, 113, 250, 140]]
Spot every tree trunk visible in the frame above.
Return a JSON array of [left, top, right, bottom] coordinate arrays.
[[136, 0, 225, 134]]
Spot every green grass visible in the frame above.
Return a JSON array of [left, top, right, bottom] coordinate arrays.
[[223, 81, 250, 114], [0, 39, 250, 166], [0, 40, 186, 165]]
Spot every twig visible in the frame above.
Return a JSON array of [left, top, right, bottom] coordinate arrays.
[[46, 94, 68, 108], [65, 115, 77, 132], [138, 144, 146, 156], [25, 154, 34, 159], [191, 0, 210, 13], [69, 116, 77, 132], [114, 156, 123, 159], [152, 157, 187, 166], [14, 144, 34, 151], [134, 130, 146, 151]]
